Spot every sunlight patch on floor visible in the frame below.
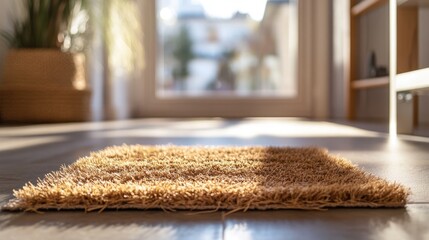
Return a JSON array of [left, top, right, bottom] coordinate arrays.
[[0, 136, 66, 152], [95, 119, 381, 139]]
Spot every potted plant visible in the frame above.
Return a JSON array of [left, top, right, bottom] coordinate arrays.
[[0, 0, 91, 122]]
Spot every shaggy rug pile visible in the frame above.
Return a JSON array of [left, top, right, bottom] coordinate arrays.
[[2, 145, 409, 212]]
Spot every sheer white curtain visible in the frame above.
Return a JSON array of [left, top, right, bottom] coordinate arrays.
[[88, 0, 145, 121]]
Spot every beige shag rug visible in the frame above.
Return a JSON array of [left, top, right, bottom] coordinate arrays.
[[2, 145, 409, 212]]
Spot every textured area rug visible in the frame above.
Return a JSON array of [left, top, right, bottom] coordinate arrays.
[[2, 145, 409, 212]]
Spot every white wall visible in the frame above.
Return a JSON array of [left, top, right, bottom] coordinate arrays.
[[359, 5, 389, 80], [419, 8, 429, 69], [418, 7, 429, 124], [330, 0, 348, 119], [356, 4, 389, 121]]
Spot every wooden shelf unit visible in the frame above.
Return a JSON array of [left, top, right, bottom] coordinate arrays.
[[348, 0, 429, 134], [348, 1, 421, 114], [348, 0, 389, 120]]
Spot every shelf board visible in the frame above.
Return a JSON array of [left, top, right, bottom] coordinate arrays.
[[397, 0, 429, 7], [351, 0, 388, 16], [352, 76, 389, 89], [396, 67, 429, 92]]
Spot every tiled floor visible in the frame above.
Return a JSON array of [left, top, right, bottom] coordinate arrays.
[[0, 118, 428, 240]]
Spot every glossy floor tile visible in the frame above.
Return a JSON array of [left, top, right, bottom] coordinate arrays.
[[223, 205, 429, 240], [0, 118, 428, 240], [0, 211, 223, 240]]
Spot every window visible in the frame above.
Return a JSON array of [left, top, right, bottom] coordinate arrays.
[[157, 0, 297, 98], [139, 0, 326, 117]]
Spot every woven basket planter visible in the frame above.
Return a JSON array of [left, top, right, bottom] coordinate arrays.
[[0, 49, 91, 122]]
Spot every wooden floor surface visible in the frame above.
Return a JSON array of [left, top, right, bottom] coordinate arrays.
[[0, 118, 428, 240]]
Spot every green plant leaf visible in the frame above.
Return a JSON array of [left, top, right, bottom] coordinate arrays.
[[0, 31, 14, 46], [1, 0, 88, 50]]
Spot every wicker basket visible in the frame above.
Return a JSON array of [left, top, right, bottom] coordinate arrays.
[[0, 88, 91, 122], [0, 49, 91, 123]]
